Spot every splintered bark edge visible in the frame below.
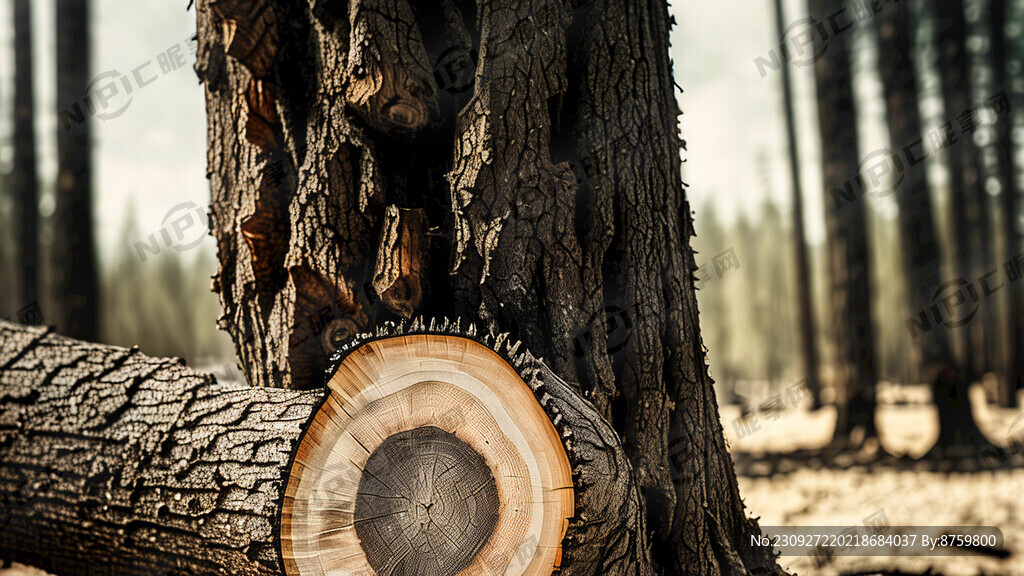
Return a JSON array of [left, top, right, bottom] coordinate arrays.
[[306, 319, 655, 576]]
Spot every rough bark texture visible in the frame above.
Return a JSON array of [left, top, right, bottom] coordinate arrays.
[[54, 0, 99, 341], [773, 0, 820, 407], [810, 0, 878, 446], [196, 0, 781, 574], [0, 322, 326, 576], [12, 0, 38, 316], [372, 206, 428, 318]]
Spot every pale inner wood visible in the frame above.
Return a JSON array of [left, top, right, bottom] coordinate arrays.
[[354, 426, 500, 576], [281, 335, 574, 576]]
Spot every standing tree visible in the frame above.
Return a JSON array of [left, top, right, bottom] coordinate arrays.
[[926, 0, 997, 454], [934, 0, 984, 383], [54, 0, 98, 341], [773, 0, 821, 408], [996, 0, 1024, 408], [873, 0, 953, 410], [963, 0, 1000, 379], [194, 0, 782, 574], [809, 0, 878, 451], [12, 0, 39, 318], [873, 0, 960, 388]]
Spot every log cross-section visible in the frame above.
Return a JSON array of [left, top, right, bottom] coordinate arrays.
[[281, 332, 575, 576]]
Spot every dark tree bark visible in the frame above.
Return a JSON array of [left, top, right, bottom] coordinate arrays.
[[876, 1, 946, 381], [928, 0, 997, 454], [12, 0, 39, 317], [0, 322, 327, 576], [992, 0, 1024, 408], [0, 321, 661, 576], [934, 0, 983, 383], [773, 0, 821, 408], [809, 0, 878, 449], [963, 0, 1001, 379], [54, 0, 99, 341], [196, 0, 781, 574], [876, 0, 992, 456], [876, 1, 950, 382]]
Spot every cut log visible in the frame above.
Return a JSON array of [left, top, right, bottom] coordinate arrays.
[[0, 322, 325, 576], [283, 331, 573, 576], [1, 320, 651, 576]]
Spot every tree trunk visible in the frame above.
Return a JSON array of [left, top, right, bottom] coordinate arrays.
[[934, 0, 982, 383], [993, 0, 1024, 408], [963, 0, 1001, 380], [196, 0, 781, 574], [54, 0, 99, 341], [12, 0, 39, 319], [0, 322, 327, 576], [810, 0, 878, 449], [773, 0, 821, 409], [928, 0, 997, 455], [876, 0, 992, 455], [876, 0, 947, 381]]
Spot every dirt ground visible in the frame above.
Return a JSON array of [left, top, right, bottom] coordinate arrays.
[[726, 383, 1024, 576], [4, 385, 1021, 576]]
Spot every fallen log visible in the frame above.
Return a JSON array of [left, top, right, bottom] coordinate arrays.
[[0, 322, 324, 576], [0, 320, 652, 576]]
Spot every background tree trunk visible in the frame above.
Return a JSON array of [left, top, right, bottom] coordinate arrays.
[[773, 0, 821, 408], [0, 322, 326, 576], [809, 0, 878, 449], [987, 0, 1019, 407], [54, 0, 98, 341], [993, 0, 1024, 408], [935, 0, 981, 383], [196, 0, 781, 574], [876, 0, 961, 392], [963, 0, 1001, 380], [12, 0, 38, 319], [929, 0, 996, 455]]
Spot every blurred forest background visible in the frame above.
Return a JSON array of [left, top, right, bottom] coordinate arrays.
[[0, 0, 231, 367]]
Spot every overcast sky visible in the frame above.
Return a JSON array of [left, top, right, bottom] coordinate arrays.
[[0, 0, 906, 265]]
